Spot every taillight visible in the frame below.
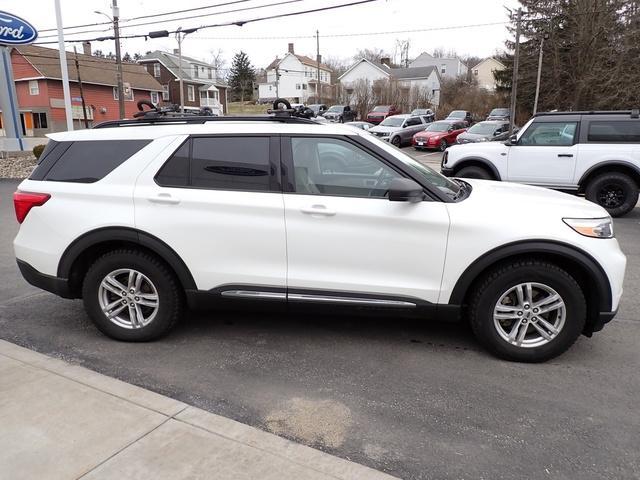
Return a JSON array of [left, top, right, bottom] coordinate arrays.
[[13, 191, 50, 224]]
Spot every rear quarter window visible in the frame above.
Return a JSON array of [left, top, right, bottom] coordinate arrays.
[[587, 121, 640, 143], [29, 140, 151, 183]]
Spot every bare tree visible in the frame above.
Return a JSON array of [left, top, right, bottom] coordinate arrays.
[[353, 48, 393, 64]]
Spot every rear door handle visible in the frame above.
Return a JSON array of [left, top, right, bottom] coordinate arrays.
[[300, 205, 336, 216], [557, 154, 574, 158], [147, 193, 180, 205]]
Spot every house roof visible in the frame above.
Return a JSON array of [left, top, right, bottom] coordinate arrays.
[[13, 44, 162, 91], [265, 52, 331, 72], [339, 58, 439, 82], [139, 50, 228, 87], [471, 57, 506, 70], [338, 58, 391, 81]]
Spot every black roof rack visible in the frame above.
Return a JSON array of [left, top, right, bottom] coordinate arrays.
[[534, 110, 640, 118], [94, 98, 320, 129]]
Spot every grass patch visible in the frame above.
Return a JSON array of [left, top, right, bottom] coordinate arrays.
[[227, 102, 269, 115]]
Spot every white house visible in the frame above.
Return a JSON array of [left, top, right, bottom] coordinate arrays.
[[410, 52, 468, 80], [338, 58, 441, 107], [257, 43, 332, 103], [471, 57, 506, 91]]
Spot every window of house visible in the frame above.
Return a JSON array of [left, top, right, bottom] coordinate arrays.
[[162, 84, 169, 100], [113, 86, 134, 101], [29, 80, 39, 95], [441, 64, 446, 74], [296, 84, 301, 90], [290, 137, 403, 197], [150, 91, 159, 104], [474, 69, 479, 75], [33, 112, 47, 129], [153, 63, 161, 77], [302, 84, 307, 90], [156, 137, 273, 192], [208, 68, 213, 79], [187, 85, 195, 102], [269, 85, 272, 91], [193, 65, 199, 78], [587, 121, 640, 143]]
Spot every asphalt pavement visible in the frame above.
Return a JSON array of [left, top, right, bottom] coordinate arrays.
[[1, 162, 639, 480]]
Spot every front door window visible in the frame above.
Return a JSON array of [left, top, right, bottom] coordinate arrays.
[[519, 122, 577, 146]]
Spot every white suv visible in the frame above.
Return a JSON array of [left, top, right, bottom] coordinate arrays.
[[13, 112, 626, 362], [442, 110, 640, 217]]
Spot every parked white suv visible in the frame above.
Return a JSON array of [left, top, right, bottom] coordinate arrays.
[[13, 111, 626, 362], [442, 110, 640, 216]]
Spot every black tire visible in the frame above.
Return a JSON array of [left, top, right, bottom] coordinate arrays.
[[339, 116, 344, 123], [456, 166, 493, 180], [439, 139, 448, 152], [584, 172, 638, 217], [391, 136, 401, 147], [469, 260, 586, 363], [82, 249, 183, 341]]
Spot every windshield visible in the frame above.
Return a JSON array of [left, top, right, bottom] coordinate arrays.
[[364, 135, 462, 199], [411, 109, 429, 115], [327, 106, 343, 113], [448, 111, 465, 118], [425, 122, 452, 132], [468, 122, 498, 135], [309, 105, 322, 113], [489, 108, 508, 116], [373, 106, 389, 112], [379, 117, 404, 127]]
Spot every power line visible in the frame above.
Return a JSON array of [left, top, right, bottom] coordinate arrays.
[[33, 0, 379, 45]]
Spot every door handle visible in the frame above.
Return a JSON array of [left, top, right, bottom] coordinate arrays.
[[147, 193, 180, 205], [300, 205, 336, 216], [557, 154, 574, 158]]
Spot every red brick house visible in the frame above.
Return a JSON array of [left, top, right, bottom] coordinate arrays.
[[1, 44, 163, 135], [138, 50, 228, 115]]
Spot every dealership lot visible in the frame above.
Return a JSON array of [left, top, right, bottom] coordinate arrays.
[[1, 170, 639, 479]]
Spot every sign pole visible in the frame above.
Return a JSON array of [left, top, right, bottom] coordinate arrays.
[[0, 46, 24, 150], [54, 0, 73, 131]]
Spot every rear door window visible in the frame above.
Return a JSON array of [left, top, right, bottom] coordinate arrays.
[[30, 140, 150, 183], [587, 121, 640, 143]]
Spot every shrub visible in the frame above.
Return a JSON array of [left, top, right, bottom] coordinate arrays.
[[33, 144, 46, 159]]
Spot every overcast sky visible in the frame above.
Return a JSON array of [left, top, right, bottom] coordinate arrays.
[[4, 0, 519, 70]]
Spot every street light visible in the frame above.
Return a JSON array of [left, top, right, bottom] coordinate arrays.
[[533, 33, 549, 116], [95, 1, 125, 119]]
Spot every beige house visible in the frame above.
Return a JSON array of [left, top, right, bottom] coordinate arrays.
[[471, 58, 506, 91]]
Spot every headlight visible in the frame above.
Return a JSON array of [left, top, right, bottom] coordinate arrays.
[[563, 217, 614, 238]]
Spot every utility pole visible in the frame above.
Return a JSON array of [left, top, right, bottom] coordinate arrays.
[[509, 8, 522, 135], [316, 30, 321, 103], [54, 0, 73, 131], [112, 0, 125, 119], [176, 28, 184, 113], [275, 66, 280, 98], [73, 47, 89, 128], [533, 33, 548, 116]]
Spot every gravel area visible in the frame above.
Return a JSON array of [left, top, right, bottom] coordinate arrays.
[[0, 154, 37, 179]]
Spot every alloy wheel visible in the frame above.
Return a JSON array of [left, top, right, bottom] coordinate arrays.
[[597, 184, 625, 209], [98, 268, 159, 329]]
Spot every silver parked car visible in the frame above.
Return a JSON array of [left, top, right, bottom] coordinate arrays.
[[368, 114, 431, 147]]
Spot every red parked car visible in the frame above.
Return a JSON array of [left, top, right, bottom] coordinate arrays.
[[412, 120, 467, 151], [366, 105, 401, 124]]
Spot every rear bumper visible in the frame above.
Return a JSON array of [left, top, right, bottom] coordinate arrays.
[[16, 259, 72, 298]]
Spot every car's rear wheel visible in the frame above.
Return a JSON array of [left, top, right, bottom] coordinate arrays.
[[456, 166, 493, 180], [82, 249, 183, 341], [585, 172, 638, 217], [439, 139, 448, 151], [391, 136, 401, 147], [469, 260, 586, 362]]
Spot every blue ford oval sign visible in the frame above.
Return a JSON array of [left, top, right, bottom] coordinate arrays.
[[0, 11, 38, 46]]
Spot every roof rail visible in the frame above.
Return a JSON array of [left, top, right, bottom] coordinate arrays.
[[534, 110, 640, 118], [94, 98, 320, 129]]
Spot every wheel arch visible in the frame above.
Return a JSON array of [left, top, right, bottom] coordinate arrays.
[[578, 161, 640, 193], [58, 227, 197, 298], [452, 157, 501, 180], [448, 240, 612, 335]]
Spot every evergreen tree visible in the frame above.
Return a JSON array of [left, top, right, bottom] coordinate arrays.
[[496, 1, 640, 118], [228, 51, 256, 102]]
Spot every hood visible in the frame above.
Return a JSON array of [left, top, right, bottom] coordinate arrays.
[[415, 130, 445, 139], [456, 132, 490, 142], [460, 179, 608, 219], [448, 140, 507, 153], [369, 125, 400, 134], [368, 112, 388, 117]]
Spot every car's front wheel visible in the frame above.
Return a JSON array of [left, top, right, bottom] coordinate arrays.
[[439, 139, 448, 151], [391, 136, 401, 147], [469, 260, 586, 362], [584, 172, 638, 217], [82, 249, 184, 341]]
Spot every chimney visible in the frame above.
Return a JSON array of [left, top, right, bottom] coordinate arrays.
[[173, 48, 179, 55], [82, 41, 91, 56], [380, 57, 391, 68], [288, 43, 294, 54]]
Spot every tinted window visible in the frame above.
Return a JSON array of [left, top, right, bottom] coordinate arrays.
[[405, 117, 422, 127], [291, 137, 403, 198], [519, 122, 577, 146], [588, 121, 640, 143], [33, 140, 149, 183], [191, 137, 271, 191], [155, 140, 189, 187], [29, 140, 72, 180]]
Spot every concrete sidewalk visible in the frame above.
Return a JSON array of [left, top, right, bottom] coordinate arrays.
[[0, 340, 397, 480]]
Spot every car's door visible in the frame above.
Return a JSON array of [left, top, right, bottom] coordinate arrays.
[[401, 116, 425, 143], [507, 120, 579, 185], [281, 135, 450, 304], [134, 135, 287, 293]]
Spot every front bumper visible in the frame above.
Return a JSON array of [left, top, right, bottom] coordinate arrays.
[[16, 259, 73, 298]]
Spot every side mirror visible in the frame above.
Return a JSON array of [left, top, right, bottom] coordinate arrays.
[[388, 178, 424, 203], [508, 134, 518, 145], [448, 128, 454, 132]]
